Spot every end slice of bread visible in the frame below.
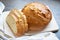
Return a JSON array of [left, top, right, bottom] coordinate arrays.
[[6, 9, 28, 37]]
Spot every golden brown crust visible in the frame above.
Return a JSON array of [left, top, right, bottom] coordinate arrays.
[[22, 2, 52, 31], [15, 21, 24, 37], [18, 10, 28, 33], [14, 9, 28, 37]]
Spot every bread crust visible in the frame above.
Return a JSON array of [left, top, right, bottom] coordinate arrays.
[[22, 2, 52, 31]]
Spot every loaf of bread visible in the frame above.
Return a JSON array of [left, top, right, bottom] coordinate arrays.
[[6, 9, 28, 37], [22, 2, 52, 31]]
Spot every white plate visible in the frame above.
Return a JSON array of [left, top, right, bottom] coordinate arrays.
[[10, 32, 59, 40], [1, 11, 59, 37]]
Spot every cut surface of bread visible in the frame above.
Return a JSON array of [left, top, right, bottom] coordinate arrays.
[[6, 9, 28, 37]]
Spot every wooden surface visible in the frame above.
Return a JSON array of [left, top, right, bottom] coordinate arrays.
[[1, 0, 60, 39]]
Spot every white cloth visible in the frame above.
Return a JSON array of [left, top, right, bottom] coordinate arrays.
[[0, 1, 5, 34], [0, 1, 5, 30], [0, 1, 5, 40], [0, 2, 5, 14]]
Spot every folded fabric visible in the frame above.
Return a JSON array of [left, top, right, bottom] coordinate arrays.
[[0, 2, 5, 14], [0, 1, 5, 40], [0, 1, 5, 30]]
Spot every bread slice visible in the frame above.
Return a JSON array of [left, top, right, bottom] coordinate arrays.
[[6, 9, 28, 37]]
